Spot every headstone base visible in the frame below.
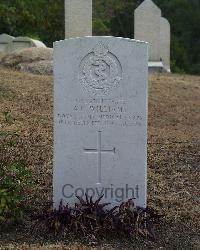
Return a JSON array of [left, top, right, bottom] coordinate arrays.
[[148, 61, 163, 73]]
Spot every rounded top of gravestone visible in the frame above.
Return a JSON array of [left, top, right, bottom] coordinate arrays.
[[161, 17, 170, 28], [0, 33, 15, 42], [13, 37, 46, 48], [135, 0, 161, 15], [54, 36, 148, 45]]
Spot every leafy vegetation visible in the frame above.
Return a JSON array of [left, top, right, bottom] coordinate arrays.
[[0, 0, 199, 74], [34, 195, 160, 243], [0, 161, 33, 224], [0, 111, 33, 225]]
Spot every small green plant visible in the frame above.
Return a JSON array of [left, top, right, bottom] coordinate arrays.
[[0, 130, 20, 148], [1, 109, 19, 148], [0, 161, 33, 224], [2, 111, 15, 125]]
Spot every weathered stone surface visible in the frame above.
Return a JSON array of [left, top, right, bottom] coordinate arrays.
[[0, 52, 6, 61], [135, 0, 161, 61], [0, 34, 15, 52], [53, 37, 148, 209], [160, 17, 171, 72], [0, 47, 53, 75], [16, 60, 53, 75], [148, 61, 164, 73], [65, 0, 92, 38], [134, 0, 171, 72], [7, 37, 46, 52]]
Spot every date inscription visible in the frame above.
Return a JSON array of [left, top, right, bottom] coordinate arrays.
[[57, 98, 144, 128]]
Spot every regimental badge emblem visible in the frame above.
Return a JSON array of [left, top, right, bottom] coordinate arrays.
[[79, 43, 122, 96]]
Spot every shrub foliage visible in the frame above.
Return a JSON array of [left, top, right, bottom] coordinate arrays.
[[34, 195, 160, 242], [0, 161, 33, 224]]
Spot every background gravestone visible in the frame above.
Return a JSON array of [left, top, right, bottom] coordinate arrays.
[[53, 36, 148, 209], [134, 0, 161, 62], [65, 0, 92, 38], [134, 0, 171, 72], [7, 37, 46, 52], [0, 34, 15, 52], [160, 17, 171, 72]]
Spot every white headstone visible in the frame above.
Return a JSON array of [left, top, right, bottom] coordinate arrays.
[[134, 0, 171, 72], [7, 37, 46, 52], [53, 37, 148, 209], [65, 0, 92, 39], [0, 34, 15, 52], [134, 0, 161, 61], [160, 17, 171, 72]]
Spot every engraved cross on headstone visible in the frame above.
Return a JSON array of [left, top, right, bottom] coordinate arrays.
[[84, 131, 116, 185]]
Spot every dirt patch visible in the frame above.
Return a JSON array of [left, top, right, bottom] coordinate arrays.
[[0, 68, 199, 249]]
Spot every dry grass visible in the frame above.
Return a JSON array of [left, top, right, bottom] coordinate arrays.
[[0, 67, 200, 249]]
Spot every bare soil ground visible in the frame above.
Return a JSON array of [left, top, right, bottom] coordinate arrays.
[[0, 67, 199, 249]]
